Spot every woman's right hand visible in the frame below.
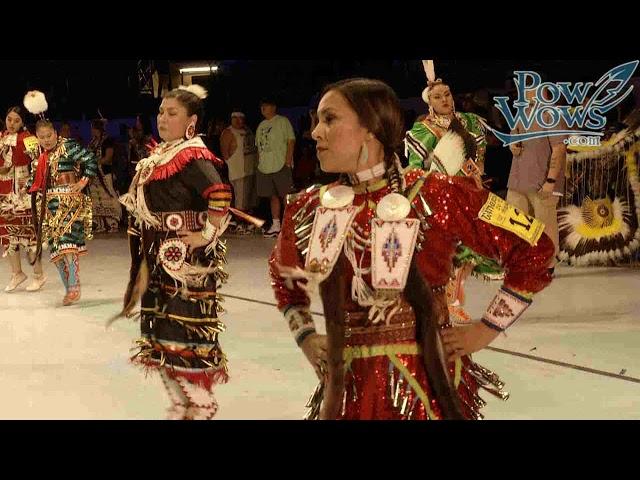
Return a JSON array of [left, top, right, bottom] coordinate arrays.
[[300, 333, 328, 380]]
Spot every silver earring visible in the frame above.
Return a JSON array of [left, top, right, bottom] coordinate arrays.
[[358, 142, 368, 166]]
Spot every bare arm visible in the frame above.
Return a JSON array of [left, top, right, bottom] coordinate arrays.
[[100, 147, 114, 166], [220, 130, 235, 161], [547, 143, 566, 181], [285, 139, 295, 167]]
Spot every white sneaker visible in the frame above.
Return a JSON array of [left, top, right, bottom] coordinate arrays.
[[5, 272, 27, 292], [26, 274, 47, 292], [263, 222, 281, 238]]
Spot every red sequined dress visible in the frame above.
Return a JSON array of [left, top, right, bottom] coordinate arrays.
[[270, 169, 554, 420]]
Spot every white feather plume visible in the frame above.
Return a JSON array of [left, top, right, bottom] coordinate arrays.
[[430, 131, 466, 176], [23, 90, 48, 115], [178, 84, 208, 100], [422, 60, 436, 83]]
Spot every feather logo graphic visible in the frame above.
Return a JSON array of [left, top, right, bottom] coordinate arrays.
[[486, 61, 639, 146]]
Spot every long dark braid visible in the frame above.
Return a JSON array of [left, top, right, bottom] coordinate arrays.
[[384, 152, 404, 194], [385, 150, 465, 419], [318, 78, 465, 419], [406, 260, 466, 419]]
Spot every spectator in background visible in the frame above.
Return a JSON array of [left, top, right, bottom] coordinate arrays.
[[128, 115, 154, 176], [205, 118, 227, 157], [86, 119, 122, 233], [403, 108, 418, 131], [220, 111, 258, 233], [506, 88, 567, 275], [59, 121, 72, 139], [255, 96, 295, 237], [460, 94, 477, 114], [59, 121, 83, 143], [113, 123, 132, 196]]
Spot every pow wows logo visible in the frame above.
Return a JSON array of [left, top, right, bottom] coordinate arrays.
[[485, 60, 639, 146]]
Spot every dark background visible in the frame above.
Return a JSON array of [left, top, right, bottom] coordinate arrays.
[[1, 59, 633, 122]]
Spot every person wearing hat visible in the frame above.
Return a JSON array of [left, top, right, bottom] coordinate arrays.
[[255, 97, 295, 237], [220, 111, 258, 233]]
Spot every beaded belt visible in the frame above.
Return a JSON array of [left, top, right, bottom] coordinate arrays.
[[151, 210, 208, 232], [344, 310, 416, 346]]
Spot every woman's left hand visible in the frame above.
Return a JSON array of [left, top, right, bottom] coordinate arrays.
[[178, 230, 210, 252], [440, 322, 501, 362]]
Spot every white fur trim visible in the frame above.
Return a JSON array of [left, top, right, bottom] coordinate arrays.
[[431, 131, 466, 176]]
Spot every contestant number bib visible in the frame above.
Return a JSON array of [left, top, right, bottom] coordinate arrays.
[[478, 193, 545, 246]]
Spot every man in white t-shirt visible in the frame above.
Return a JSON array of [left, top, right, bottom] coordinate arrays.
[[255, 97, 295, 237]]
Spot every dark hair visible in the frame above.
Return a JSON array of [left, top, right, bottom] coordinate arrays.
[[6, 106, 27, 129], [260, 96, 277, 107], [163, 88, 205, 132], [322, 78, 404, 161], [322, 78, 405, 193], [136, 115, 152, 136], [35, 119, 55, 132], [91, 119, 105, 132]]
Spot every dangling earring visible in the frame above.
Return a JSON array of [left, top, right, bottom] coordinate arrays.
[[186, 123, 196, 140], [358, 141, 369, 166], [428, 105, 434, 117]]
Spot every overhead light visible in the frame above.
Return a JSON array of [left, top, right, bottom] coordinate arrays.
[[179, 66, 218, 74]]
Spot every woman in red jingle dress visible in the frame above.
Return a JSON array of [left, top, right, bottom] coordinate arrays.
[[269, 78, 554, 420]]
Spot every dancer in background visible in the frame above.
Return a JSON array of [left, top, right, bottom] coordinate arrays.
[[405, 60, 503, 328], [26, 91, 97, 305], [0, 105, 45, 292], [87, 119, 122, 233]]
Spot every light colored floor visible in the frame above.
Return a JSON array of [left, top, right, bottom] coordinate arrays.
[[0, 233, 638, 419]]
